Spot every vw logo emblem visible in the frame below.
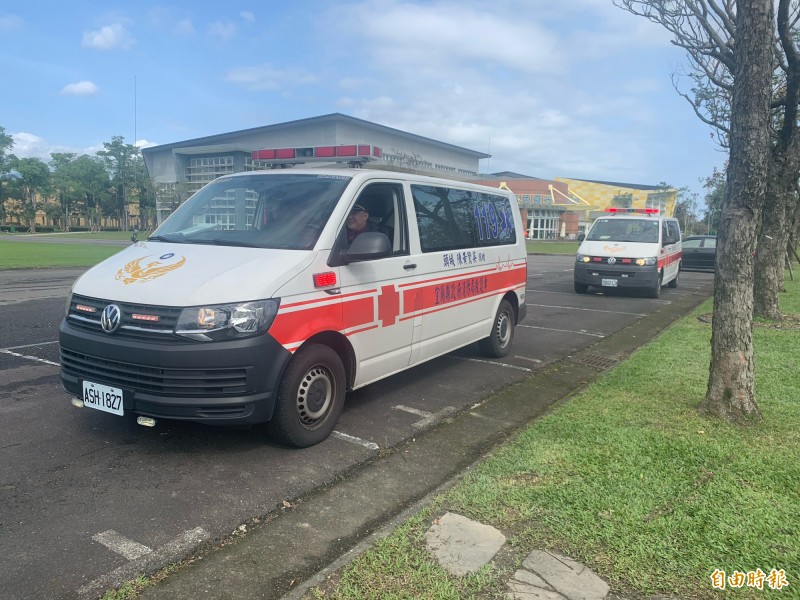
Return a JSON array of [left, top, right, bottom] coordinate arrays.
[[607, 257, 617, 265], [101, 304, 122, 333]]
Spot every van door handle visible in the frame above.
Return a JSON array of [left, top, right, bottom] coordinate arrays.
[[403, 262, 417, 270]]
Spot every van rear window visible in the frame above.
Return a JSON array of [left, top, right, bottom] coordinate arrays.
[[411, 185, 516, 252]]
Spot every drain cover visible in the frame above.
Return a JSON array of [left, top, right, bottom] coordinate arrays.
[[575, 352, 620, 370]]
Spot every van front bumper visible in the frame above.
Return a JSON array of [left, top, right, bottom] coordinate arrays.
[[59, 320, 292, 425], [574, 262, 659, 289]]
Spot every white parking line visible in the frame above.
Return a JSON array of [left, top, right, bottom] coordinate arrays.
[[394, 405, 433, 418], [0, 349, 59, 367], [92, 530, 152, 560], [525, 303, 647, 317], [331, 431, 379, 450], [393, 405, 457, 430], [526, 288, 579, 295], [452, 357, 533, 372], [519, 324, 605, 338], [514, 355, 542, 363], [78, 527, 210, 600], [3, 341, 58, 350]]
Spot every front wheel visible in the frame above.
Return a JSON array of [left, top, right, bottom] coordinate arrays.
[[574, 282, 589, 294], [668, 264, 680, 288], [479, 299, 515, 358], [268, 344, 345, 448], [647, 272, 663, 299]]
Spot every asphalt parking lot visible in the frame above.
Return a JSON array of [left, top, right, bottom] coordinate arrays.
[[0, 256, 714, 600]]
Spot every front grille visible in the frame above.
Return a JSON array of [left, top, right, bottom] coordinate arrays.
[[60, 348, 248, 396], [68, 294, 185, 342], [588, 270, 637, 278]]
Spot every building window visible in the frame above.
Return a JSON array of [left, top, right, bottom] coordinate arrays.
[[185, 156, 235, 193], [526, 209, 561, 239]]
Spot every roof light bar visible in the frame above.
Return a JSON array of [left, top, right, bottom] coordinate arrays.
[[250, 144, 383, 165], [605, 208, 660, 215]]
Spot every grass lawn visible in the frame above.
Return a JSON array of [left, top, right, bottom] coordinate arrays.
[[0, 238, 123, 269], [526, 240, 580, 255], [310, 276, 800, 600]]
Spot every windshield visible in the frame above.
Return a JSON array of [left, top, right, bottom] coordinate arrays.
[[151, 173, 351, 250], [586, 218, 659, 243]]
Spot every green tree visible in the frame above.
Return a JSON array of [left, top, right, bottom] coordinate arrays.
[[51, 153, 111, 230], [702, 167, 726, 235], [8, 156, 51, 232], [96, 136, 141, 229], [0, 126, 16, 224]]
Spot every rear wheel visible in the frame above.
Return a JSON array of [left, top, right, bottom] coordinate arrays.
[[268, 344, 345, 448], [479, 299, 515, 358], [668, 265, 680, 288], [574, 282, 589, 294]]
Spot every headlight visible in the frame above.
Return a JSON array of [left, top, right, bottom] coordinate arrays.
[[175, 299, 280, 341], [635, 257, 657, 266], [576, 253, 590, 263]]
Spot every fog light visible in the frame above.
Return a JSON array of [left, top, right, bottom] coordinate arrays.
[[71, 398, 85, 408], [137, 416, 157, 428]]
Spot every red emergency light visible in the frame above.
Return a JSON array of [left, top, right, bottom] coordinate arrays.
[[313, 272, 337, 288]]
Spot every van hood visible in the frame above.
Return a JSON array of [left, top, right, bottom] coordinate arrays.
[[71, 241, 316, 306], [578, 240, 659, 257]]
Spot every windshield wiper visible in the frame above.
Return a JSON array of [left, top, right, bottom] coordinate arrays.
[[187, 239, 262, 248], [147, 233, 186, 243]]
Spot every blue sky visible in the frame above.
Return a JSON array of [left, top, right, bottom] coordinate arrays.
[[1, 0, 724, 200]]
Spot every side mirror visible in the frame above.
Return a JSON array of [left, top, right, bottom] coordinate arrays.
[[342, 232, 392, 263], [577, 233, 585, 242]]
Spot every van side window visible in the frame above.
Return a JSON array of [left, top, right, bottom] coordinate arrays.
[[662, 220, 679, 245], [411, 185, 516, 252]]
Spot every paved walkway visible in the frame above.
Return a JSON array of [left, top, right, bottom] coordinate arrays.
[[426, 512, 609, 600]]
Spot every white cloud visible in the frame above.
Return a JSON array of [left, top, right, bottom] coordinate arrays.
[[0, 14, 23, 29], [226, 65, 317, 90], [209, 21, 236, 40], [10, 132, 68, 160], [61, 81, 99, 96], [174, 19, 195, 35], [135, 139, 158, 149], [328, 1, 563, 75], [307, 0, 696, 184], [82, 23, 135, 50], [240, 11, 255, 23]]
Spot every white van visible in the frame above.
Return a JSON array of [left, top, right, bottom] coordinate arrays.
[[59, 169, 528, 447], [573, 208, 681, 298]]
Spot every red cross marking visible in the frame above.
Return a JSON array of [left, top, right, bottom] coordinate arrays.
[[378, 284, 400, 327]]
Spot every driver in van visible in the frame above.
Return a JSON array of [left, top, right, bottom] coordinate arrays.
[[346, 203, 377, 245]]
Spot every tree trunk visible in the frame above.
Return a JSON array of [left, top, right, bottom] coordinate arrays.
[[700, 0, 774, 423], [753, 149, 794, 320]]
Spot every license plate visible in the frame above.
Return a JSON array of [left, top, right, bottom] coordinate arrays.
[[82, 381, 124, 416], [601, 278, 618, 287]]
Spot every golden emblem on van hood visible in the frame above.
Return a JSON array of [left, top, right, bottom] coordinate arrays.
[[115, 253, 187, 285]]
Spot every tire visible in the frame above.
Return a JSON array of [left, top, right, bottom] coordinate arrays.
[[268, 344, 345, 448], [479, 299, 515, 358], [574, 282, 589, 294], [668, 265, 679, 288], [647, 272, 663, 299]]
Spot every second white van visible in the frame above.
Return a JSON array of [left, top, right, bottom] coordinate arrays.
[[574, 208, 682, 298]]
